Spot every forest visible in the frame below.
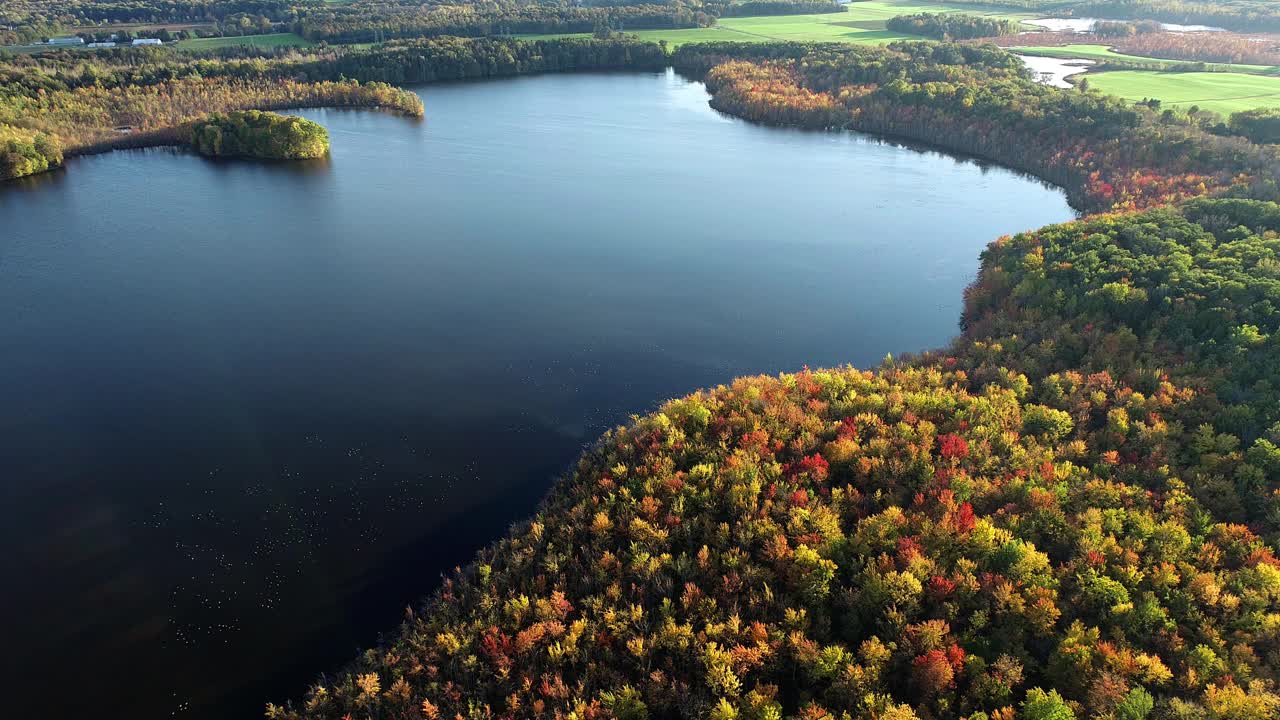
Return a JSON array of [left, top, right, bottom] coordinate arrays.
[[884, 13, 1021, 41], [0, 0, 311, 43], [189, 109, 327, 158], [671, 41, 1278, 212], [1091, 20, 1164, 36], [293, 2, 713, 45], [996, 30, 1280, 67], [0, 74, 419, 175], [1110, 32, 1280, 66], [0, 123, 62, 179], [1229, 109, 1280, 146], [6, 0, 1280, 47], [0, 0, 848, 46], [0, 37, 663, 178], [918, 0, 1280, 33]]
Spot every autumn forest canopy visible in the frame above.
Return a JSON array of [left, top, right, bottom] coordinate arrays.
[[189, 109, 328, 158]]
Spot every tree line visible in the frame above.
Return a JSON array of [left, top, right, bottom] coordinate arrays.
[[910, 0, 1280, 33], [0, 37, 672, 179], [1107, 31, 1280, 66], [1229, 109, 1280, 145], [0, 74, 418, 176], [885, 13, 1022, 41], [671, 40, 1279, 212], [295, 2, 713, 44]]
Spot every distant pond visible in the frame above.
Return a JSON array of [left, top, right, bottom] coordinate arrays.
[[0, 69, 1075, 720], [1020, 54, 1097, 88], [1025, 16, 1227, 32]]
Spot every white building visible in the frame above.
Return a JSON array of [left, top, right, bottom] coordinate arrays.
[[88, 41, 117, 48], [46, 37, 85, 45], [131, 38, 162, 46]]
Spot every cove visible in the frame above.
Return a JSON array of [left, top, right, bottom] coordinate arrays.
[[0, 68, 1073, 720]]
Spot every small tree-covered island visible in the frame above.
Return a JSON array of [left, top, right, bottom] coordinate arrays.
[[189, 110, 329, 160]]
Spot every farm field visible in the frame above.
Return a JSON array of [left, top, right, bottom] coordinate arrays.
[[717, 0, 1033, 42], [1085, 69, 1280, 113], [517, 28, 767, 45], [513, 2, 1280, 115], [516, 0, 1034, 46], [175, 32, 314, 50]]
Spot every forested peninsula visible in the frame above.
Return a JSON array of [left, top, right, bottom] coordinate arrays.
[[0, 38, 668, 179], [0, 74, 420, 178]]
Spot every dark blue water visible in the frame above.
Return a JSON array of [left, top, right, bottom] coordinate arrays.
[[0, 69, 1073, 719]]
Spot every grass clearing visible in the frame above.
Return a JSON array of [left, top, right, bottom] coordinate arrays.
[[176, 32, 314, 50], [1085, 70, 1280, 114], [630, 27, 768, 44], [515, 28, 766, 46], [515, 0, 1032, 46], [715, 0, 1033, 43]]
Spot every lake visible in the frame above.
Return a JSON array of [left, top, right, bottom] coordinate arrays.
[[1020, 54, 1096, 88], [1025, 17, 1226, 32], [0, 69, 1074, 720]]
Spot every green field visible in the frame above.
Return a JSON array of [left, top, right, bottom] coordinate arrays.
[[573, 2, 1280, 115], [176, 32, 313, 50], [516, 28, 767, 46], [717, 0, 1032, 42], [1085, 70, 1280, 114], [516, 0, 1033, 46]]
